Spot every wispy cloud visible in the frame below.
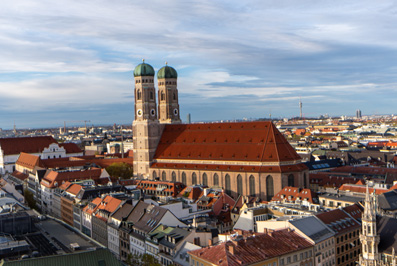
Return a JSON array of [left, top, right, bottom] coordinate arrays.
[[0, 0, 397, 127]]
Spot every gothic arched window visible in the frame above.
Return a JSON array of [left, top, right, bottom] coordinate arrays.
[[137, 89, 141, 100], [150, 90, 154, 100], [182, 172, 186, 185], [213, 173, 219, 186], [237, 175, 243, 195], [303, 173, 307, 188], [162, 171, 166, 181], [249, 175, 255, 196], [288, 174, 294, 187], [202, 173, 208, 186], [192, 172, 197, 184], [225, 174, 231, 195], [266, 175, 274, 201], [161, 91, 165, 101], [152, 171, 157, 180], [172, 171, 176, 182]]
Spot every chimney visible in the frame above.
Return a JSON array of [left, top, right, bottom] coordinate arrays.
[[208, 239, 213, 246], [228, 244, 235, 255]]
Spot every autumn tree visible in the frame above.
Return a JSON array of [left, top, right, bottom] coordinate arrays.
[[105, 162, 133, 179]]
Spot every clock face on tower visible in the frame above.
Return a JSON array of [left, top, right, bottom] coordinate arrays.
[[150, 109, 156, 116], [173, 108, 178, 116], [137, 109, 143, 117]]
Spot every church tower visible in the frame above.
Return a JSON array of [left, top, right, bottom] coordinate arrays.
[[157, 63, 181, 124], [359, 185, 381, 266], [132, 60, 161, 178]]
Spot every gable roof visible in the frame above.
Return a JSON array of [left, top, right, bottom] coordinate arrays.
[[59, 143, 83, 154], [0, 136, 57, 155], [271, 186, 318, 204], [41, 168, 104, 188], [16, 153, 44, 170], [189, 229, 313, 266], [316, 208, 360, 235], [153, 122, 301, 165]]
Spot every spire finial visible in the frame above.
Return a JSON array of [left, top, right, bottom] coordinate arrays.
[[165, 61, 168, 66], [142, 59, 145, 63]]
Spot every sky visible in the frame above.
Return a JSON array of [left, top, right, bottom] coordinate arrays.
[[1, 0, 397, 128]]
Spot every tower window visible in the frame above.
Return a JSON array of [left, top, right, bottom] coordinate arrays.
[[137, 90, 142, 100], [173, 92, 176, 100], [161, 92, 165, 101], [150, 91, 154, 100]]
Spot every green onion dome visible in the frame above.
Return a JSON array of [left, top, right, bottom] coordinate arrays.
[[157, 64, 178, 79], [133, 60, 155, 77]]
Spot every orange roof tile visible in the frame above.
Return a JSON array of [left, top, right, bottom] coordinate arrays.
[[10, 171, 29, 181], [0, 136, 57, 155], [189, 229, 313, 266], [59, 143, 83, 154], [66, 184, 83, 196], [154, 122, 301, 164], [272, 186, 317, 203], [16, 153, 43, 170]]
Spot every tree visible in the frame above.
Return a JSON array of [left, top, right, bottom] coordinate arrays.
[[105, 162, 133, 179], [126, 253, 161, 266], [24, 189, 37, 210]]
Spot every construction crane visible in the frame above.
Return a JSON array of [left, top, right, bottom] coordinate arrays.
[[64, 120, 91, 134]]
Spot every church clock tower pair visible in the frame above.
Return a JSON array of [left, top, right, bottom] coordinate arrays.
[[132, 60, 180, 178]]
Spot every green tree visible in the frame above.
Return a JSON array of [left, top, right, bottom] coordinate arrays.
[[126, 253, 162, 266], [105, 162, 133, 179], [24, 189, 37, 210]]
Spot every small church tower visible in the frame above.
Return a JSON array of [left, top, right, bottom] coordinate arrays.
[[359, 185, 381, 266], [132, 60, 162, 178], [157, 63, 181, 124]]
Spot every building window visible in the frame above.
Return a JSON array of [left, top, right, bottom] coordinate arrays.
[[288, 174, 294, 187], [192, 172, 197, 184], [202, 173, 208, 186], [182, 172, 186, 185], [266, 175, 274, 201], [161, 92, 165, 101], [153, 171, 157, 179], [213, 173, 219, 186], [225, 174, 231, 195], [249, 175, 255, 196], [237, 175, 243, 195], [137, 90, 141, 100], [162, 171, 166, 181], [172, 171, 176, 182]]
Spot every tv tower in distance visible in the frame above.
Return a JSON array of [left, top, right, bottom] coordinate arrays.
[[299, 97, 303, 119]]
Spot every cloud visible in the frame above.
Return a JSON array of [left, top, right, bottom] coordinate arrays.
[[0, 0, 397, 127]]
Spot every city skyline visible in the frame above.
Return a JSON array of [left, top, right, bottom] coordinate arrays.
[[2, 1, 397, 128]]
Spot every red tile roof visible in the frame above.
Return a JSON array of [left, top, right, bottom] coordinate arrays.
[[10, 171, 29, 181], [316, 208, 360, 235], [339, 184, 387, 195], [66, 184, 83, 196], [342, 204, 363, 220], [309, 173, 359, 188], [59, 143, 83, 154], [189, 229, 313, 266], [154, 122, 302, 165], [0, 136, 57, 155], [40, 168, 104, 188], [177, 186, 204, 201], [271, 186, 318, 203], [16, 153, 43, 170]]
